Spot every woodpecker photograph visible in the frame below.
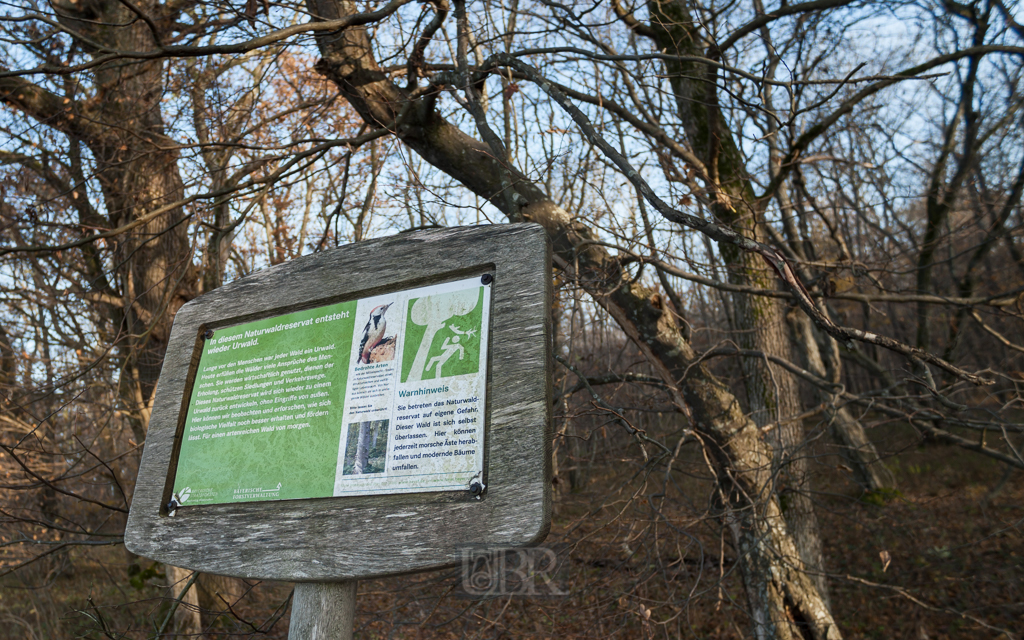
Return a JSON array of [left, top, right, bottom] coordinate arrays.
[[357, 302, 396, 364]]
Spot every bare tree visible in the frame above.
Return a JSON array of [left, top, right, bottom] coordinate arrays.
[[2, 0, 1023, 638]]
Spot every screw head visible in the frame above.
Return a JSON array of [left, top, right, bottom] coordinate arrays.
[[201, 329, 214, 340], [481, 273, 494, 285], [469, 480, 484, 496], [166, 499, 178, 512]]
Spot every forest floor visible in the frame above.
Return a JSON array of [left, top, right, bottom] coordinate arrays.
[[2, 425, 1021, 639]]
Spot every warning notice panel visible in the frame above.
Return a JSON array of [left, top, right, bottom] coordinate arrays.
[[171, 276, 490, 506]]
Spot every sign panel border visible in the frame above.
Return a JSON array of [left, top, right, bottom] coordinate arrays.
[[170, 275, 492, 506], [125, 224, 551, 582]]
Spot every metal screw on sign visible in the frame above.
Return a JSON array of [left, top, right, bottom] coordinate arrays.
[[481, 273, 493, 285], [470, 479, 485, 498], [201, 328, 214, 340]]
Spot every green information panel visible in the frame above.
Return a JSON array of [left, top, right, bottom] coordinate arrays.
[[171, 276, 490, 507]]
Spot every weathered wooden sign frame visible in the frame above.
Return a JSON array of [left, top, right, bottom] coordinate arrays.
[[125, 224, 551, 582]]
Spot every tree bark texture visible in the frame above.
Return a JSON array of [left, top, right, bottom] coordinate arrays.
[[197, 572, 245, 627], [305, 2, 840, 637]]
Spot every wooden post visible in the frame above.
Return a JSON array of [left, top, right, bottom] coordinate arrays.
[[289, 581, 357, 640]]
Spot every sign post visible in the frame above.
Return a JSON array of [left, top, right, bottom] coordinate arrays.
[[125, 224, 552, 637], [289, 582, 357, 639]]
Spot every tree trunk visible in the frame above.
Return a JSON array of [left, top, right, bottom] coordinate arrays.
[[18, 1, 200, 634], [166, 566, 201, 635], [305, 3, 841, 635], [354, 421, 371, 474], [198, 572, 244, 629], [742, 296, 830, 603], [2, 0, 197, 441], [789, 311, 896, 492], [643, 0, 830, 604]]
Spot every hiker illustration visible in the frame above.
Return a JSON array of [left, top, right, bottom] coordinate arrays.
[[404, 288, 482, 382], [425, 325, 474, 375]]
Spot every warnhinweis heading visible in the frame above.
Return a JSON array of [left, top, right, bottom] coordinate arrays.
[[398, 386, 449, 397]]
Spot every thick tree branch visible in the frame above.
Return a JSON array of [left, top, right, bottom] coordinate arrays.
[[713, 0, 860, 56], [0, 74, 96, 138]]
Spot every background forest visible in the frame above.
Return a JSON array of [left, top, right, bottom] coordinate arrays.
[[1, 0, 1022, 638]]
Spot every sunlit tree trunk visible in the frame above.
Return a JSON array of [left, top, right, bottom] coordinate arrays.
[[789, 310, 896, 492]]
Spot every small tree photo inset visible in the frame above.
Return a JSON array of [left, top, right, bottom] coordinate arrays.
[[342, 420, 389, 475]]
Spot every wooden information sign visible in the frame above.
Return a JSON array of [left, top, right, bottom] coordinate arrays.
[[125, 224, 552, 638]]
